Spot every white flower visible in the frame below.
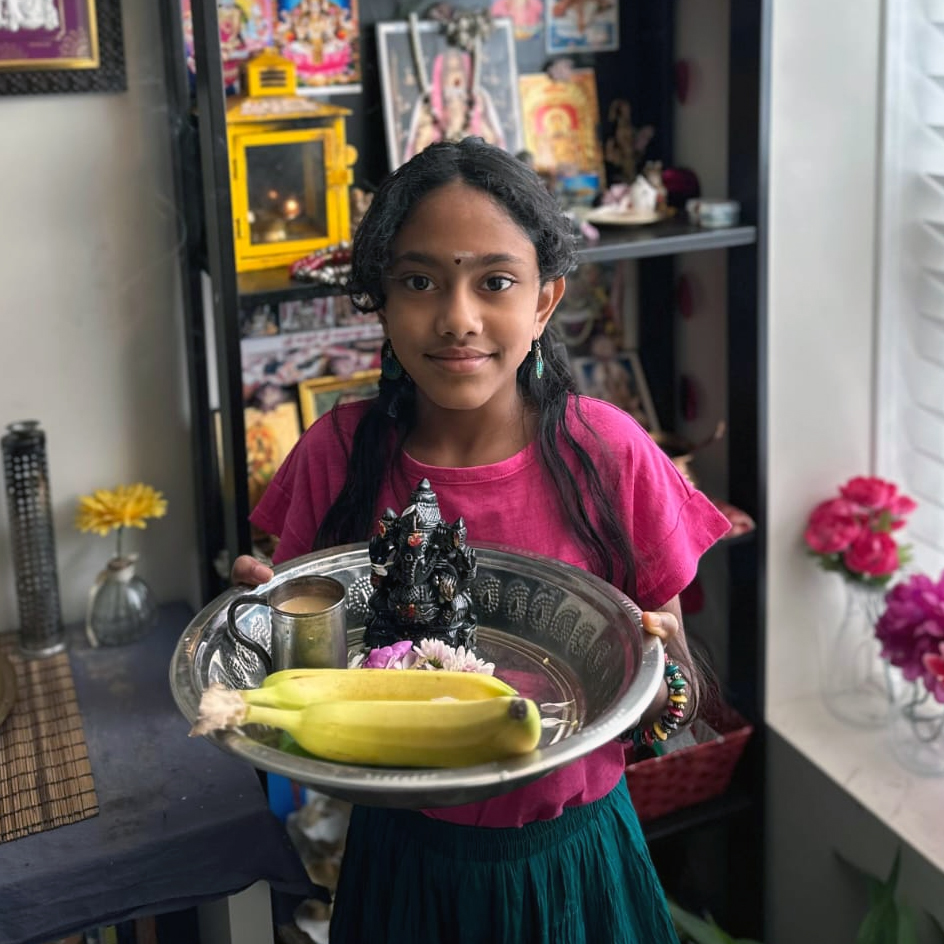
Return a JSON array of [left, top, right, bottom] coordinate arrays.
[[412, 638, 495, 674], [413, 638, 453, 670], [449, 645, 496, 675]]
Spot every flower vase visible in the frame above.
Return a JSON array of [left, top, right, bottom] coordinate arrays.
[[888, 679, 944, 777], [821, 581, 898, 727], [86, 555, 157, 647]]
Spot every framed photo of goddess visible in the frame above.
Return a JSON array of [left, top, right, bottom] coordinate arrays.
[[0, 0, 126, 95], [376, 17, 523, 172]]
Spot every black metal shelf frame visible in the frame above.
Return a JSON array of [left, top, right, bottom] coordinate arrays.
[[235, 224, 759, 308]]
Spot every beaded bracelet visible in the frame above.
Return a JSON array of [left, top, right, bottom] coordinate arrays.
[[626, 653, 690, 753]]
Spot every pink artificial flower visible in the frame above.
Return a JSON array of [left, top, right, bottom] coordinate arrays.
[[887, 492, 919, 526], [923, 643, 944, 704], [362, 640, 415, 669], [875, 572, 944, 683], [843, 531, 900, 577], [839, 476, 900, 510], [804, 498, 863, 554]]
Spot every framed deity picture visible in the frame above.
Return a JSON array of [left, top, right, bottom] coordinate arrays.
[[244, 400, 302, 510], [0, 0, 126, 95], [546, 0, 618, 54], [376, 17, 523, 172], [298, 369, 381, 429], [570, 350, 661, 432], [518, 69, 605, 181], [181, 0, 276, 95], [181, 0, 361, 97], [274, 0, 361, 94]]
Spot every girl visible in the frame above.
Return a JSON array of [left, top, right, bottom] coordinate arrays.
[[233, 137, 731, 944]]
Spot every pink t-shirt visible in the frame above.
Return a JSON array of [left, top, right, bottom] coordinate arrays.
[[251, 395, 731, 827]]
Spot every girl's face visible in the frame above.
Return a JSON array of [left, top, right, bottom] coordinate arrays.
[[379, 182, 564, 417]]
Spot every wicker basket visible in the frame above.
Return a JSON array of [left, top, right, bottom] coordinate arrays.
[[624, 701, 753, 822]]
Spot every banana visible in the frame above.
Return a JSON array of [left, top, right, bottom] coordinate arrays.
[[190, 684, 541, 768], [249, 667, 517, 709], [250, 696, 541, 767]]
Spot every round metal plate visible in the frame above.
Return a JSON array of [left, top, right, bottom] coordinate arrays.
[[0, 651, 16, 729], [170, 542, 663, 809]]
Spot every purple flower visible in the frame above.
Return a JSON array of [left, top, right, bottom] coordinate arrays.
[[875, 571, 944, 686], [923, 643, 944, 704], [362, 640, 415, 669]]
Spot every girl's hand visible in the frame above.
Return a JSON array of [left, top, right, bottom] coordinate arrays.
[[641, 609, 680, 644], [231, 554, 274, 587]]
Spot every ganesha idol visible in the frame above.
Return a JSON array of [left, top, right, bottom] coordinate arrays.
[[363, 479, 478, 653]]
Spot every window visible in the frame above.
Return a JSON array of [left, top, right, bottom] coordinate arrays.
[[875, 0, 944, 575]]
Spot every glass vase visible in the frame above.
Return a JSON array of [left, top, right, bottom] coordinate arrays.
[[86, 555, 157, 647], [889, 679, 944, 777], [821, 580, 898, 727]]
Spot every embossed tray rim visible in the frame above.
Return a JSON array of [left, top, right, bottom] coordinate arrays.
[[170, 542, 664, 808]]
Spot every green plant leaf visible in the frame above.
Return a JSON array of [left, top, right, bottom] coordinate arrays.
[[667, 899, 765, 944], [855, 850, 903, 944], [668, 900, 728, 944], [855, 896, 899, 944], [897, 905, 920, 944]]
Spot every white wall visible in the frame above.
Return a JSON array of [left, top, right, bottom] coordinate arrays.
[[0, 0, 199, 632], [766, 0, 882, 710], [762, 0, 933, 939]]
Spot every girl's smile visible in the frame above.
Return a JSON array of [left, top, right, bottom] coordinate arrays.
[[425, 345, 494, 373]]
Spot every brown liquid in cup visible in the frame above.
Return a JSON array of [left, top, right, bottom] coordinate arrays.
[[277, 592, 339, 615]]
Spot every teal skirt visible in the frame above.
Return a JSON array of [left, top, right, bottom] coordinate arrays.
[[329, 778, 679, 944]]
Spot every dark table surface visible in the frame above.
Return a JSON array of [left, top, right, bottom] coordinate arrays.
[[0, 602, 319, 944]]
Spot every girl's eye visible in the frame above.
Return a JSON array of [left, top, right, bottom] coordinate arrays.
[[402, 274, 434, 291], [483, 275, 515, 292]]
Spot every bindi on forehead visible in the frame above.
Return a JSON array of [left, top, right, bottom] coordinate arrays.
[[453, 250, 473, 266]]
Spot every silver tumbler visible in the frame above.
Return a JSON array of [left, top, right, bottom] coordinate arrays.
[[1, 420, 66, 656]]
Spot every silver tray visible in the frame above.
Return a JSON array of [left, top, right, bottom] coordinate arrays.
[[170, 542, 663, 809]]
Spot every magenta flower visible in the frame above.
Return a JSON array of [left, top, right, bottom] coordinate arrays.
[[843, 531, 900, 577], [804, 476, 916, 587], [839, 476, 899, 510], [875, 572, 944, 686], [804, 498, 863, 554], [923, 642, 944, 705]]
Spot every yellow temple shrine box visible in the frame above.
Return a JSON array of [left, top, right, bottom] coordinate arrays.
[[226, 51, 358, 272]]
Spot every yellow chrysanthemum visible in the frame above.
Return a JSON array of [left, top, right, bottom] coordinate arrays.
[[75, 484, 168, 536]]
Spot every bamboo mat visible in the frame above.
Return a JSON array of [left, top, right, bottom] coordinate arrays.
[[0, 634, 98, 842]]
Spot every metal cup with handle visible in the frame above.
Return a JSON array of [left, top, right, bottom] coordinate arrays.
[[226, 574, 347, 675]]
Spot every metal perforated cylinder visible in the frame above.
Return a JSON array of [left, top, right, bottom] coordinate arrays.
[[2, 420, 65, 656]]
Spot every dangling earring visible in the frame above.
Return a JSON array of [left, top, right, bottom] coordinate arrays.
[[532, 338, 544, 380], [381, 339, 404, 380]]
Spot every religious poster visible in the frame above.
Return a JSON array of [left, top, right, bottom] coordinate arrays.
[[181, 0, 274, 93], [546, 0, 618, 54], [518, 69, 605, 181], [376, 17, 522, 172], [490, 0, 543, 42], [181, 0, 361, 96], [273, 0, 361, 94]]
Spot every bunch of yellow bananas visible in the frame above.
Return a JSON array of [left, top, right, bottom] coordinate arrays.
[[190, 668, 542, 769]]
